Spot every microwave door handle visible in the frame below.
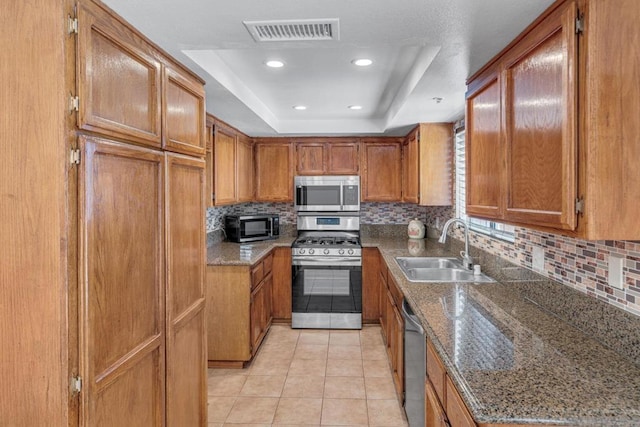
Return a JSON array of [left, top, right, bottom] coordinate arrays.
[[339, 184, 344, 211]]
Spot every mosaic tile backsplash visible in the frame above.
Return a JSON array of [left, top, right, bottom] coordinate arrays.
[[424, 207, 640, 318]]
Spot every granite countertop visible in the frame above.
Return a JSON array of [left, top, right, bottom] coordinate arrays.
[[363, 236, 640, 426], [207, 236, 296, 266]]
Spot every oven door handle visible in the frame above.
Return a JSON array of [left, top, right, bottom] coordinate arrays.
[[292, 258, 361, 267]]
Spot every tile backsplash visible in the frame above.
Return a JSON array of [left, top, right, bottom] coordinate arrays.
[[424, 207, 640, 318]]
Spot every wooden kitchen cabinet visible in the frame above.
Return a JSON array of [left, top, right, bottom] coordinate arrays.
[[162, 66, 206, 157], [165, 153, 206, 427], [295, 140, 359, 175], [402, 130, 420, 203], [213, 124, 237, 205], [362, 247, 381, 323], [361, 139, 403, 201], [467, 0, 640, 240], [271, 247, 293, 322], [378, 259, 404, 398], [426, 379, 449, 427], [206, 251, 274, 366], [254, 140, 294, 202], [237, 134, 254, 202], [77, 1, 162, 147]]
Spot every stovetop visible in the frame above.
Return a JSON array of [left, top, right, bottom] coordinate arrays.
[[292, 231, 361, 257]]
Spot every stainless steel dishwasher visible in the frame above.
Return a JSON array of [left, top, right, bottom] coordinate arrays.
[[402, 299, 425, 427]]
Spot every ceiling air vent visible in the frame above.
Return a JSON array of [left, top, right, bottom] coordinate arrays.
[[243, 19, 340, 42]]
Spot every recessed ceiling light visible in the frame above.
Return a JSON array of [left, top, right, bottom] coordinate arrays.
[[265, 60, 284, 68], [433, 97, 443, 104], [348, 105, 362, 110], [352, 58, 372, 67], [293, 105, 307, 110]]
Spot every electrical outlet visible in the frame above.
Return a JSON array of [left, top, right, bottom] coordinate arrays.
[[532, 246, 545, 272], [608, 254, 625, 290]]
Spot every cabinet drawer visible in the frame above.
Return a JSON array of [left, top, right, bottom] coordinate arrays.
[[427, 339, 446, 405]]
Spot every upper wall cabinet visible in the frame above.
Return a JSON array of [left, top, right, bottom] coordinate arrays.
[[162, 66, 206, 156], [255, 140, 294, 202], [465, 0, 640, 239], [402, 124, 453, 206], [295, 140, 359, 175], [77, 1, 205, 156], [361, 139, 402, 202], [77, 1, 162, 147]]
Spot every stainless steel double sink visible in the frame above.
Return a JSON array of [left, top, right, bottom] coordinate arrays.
[[395, 257, 495, 283]]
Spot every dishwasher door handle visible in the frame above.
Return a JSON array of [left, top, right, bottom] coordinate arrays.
[[402, 299, 424, 334]]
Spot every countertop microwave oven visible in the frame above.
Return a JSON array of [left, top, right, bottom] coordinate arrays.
[[225, 214, 279, 243], [294, 175, 360, 212]]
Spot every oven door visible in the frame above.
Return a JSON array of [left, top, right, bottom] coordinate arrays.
[[291, 257, 362, 329]]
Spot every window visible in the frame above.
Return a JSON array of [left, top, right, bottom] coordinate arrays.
[[455, 127, 515, 242]]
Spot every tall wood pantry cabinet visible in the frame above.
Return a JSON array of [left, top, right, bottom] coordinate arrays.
[[1, 0, 207, 425]]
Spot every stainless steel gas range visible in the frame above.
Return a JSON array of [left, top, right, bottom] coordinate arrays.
[[291, 211, 362, 329]]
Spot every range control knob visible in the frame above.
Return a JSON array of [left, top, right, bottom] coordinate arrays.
[[323, 249, 330, 255], [299, 249, 306, 255], [348, 249, 354, 255], [308, 249, 315, 255], [338, 249, 345, 255]]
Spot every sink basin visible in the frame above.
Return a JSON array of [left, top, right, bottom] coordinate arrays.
[[395, 257, 496, 283]]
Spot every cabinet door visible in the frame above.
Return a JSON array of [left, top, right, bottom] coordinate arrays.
[[402, 132, 420, 203], [214, 126, 237, 205], [237, 135, 254, 202], [362, 142, 402, 201], [419, 123, 453, 206], [425, 380, 448, 427], [362, 248, 381, 322], [78, 136, 164, 426], [263, 273, 273, 329], [391, 302, 404, 396], [271, 247, 292, 321], [327, 142, 359, 174], [162, 66, 206, 157], [445, 376, 477, 427], [165, 153, 206, 426], [503, 1, 578, 230], [255, 142, 294, 202], [466, 72, 503, 219], [296, 142, 326, 175], [77, 1, 162, 147], [250, 281, 265, 353], [205, 116, 215, 206]]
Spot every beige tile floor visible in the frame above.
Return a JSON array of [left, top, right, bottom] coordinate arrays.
[[208, 325, 408, 426]]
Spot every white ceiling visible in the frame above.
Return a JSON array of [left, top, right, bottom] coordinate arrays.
[[102, 0, 555, 137]]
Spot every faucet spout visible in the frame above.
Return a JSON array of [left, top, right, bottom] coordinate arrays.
[[438, 218, 473, 270]]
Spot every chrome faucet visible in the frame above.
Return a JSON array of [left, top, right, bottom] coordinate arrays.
[[438, 218, 473, 270]]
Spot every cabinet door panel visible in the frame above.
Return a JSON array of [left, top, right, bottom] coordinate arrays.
[[214, 127, 237, 205], [402, 134, 420, 203], [79, 136, 164, 426], [362, 143, 402, 201], [271, 248, 292, 320], [163, 67, 206, 156], [328, 142, 359, 174], [504, 1, 577, 230], [165, 154, 206, 426], [466, 75, 502, 219], [425, 380, 448, 427], [296, 143, 326, 175], [255, 142, 293, 202], [77, 2, 161, 147], [237, 135, 254, 202], [362, 248, 380, 322]]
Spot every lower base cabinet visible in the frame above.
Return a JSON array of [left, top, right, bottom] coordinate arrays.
[[378, 258, 404, 397], [206, 251, 275, 366]]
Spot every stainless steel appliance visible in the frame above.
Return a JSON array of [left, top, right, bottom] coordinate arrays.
[[294, 175, 360, 212], [291, 212, 362, 329], [224, 214, 279, 243], [403, 299, 425, 427]]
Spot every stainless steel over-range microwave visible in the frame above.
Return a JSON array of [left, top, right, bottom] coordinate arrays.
[[294, 175, 360, 212]]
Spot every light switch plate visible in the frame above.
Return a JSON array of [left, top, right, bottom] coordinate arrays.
[[532, 246, 545, 272], [608, 253, 625, 290]]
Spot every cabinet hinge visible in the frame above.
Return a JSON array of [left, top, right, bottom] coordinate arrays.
[[70, 148, 81, 165], [575, 196, 585, 215], [69, 95, 79, 112], [68, 16, 78, 34], [575, 11, 584, 34], [71, 375, 82, 393]]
